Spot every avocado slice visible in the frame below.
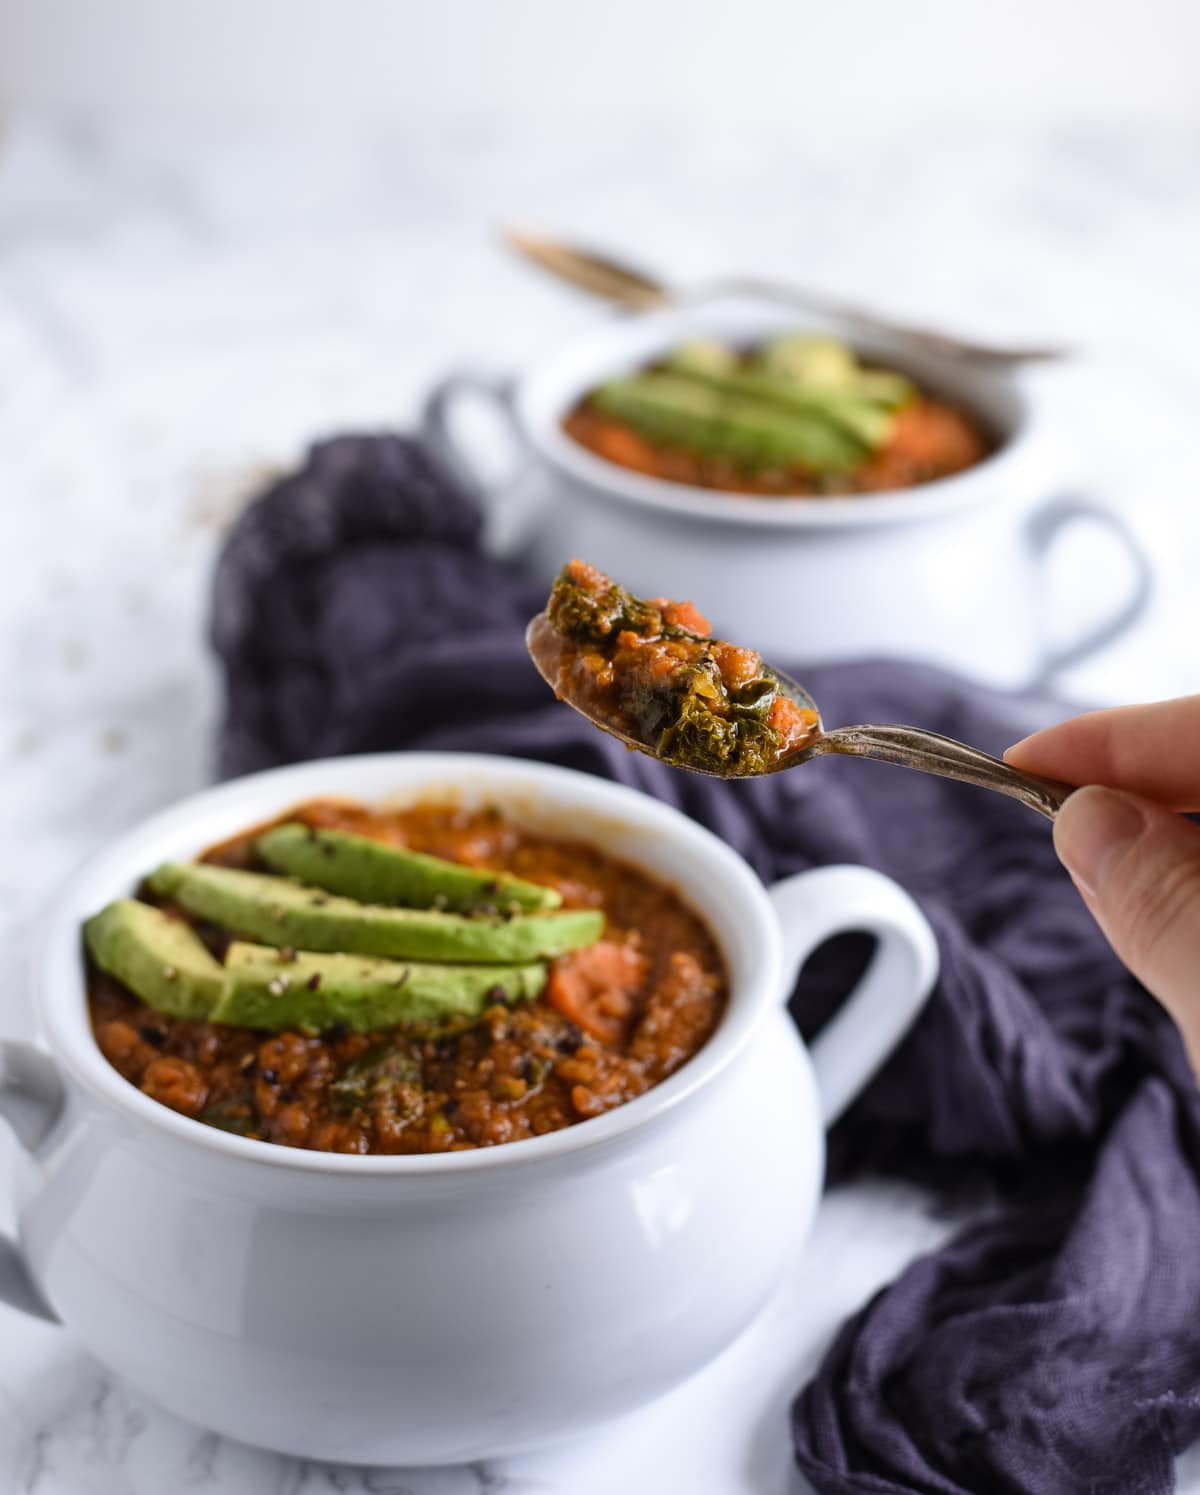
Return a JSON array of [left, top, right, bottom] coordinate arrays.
[[84, 898, 225, 1020], [661, 338, 739, 377], [146, 862, 604, 963], [255, 823, 561, 914], [758, 333, 859, 388], [674, 367, 896, 450], [755, 333, 916, 412], [853, 368, 917, 409], [592, 373, 868, 474], [214, 943, 547, 1033]]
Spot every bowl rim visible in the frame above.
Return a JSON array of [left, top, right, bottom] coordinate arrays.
[[34, 752, 785, 1177], [511, 295, 1041, 530]]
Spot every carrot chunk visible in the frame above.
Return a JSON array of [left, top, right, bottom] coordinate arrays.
[[565, 559, 613, 595], [711, 641, 763, 691], [654, 598, 711, 635], [767, 695, 819, 752], [546, 939, 649, 1045]]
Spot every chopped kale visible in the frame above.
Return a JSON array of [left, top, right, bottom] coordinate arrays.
[[540, 563, 818, 777], [658, 692, 782, 775], [331, 1042, 423, 1114], [199, 1099, 258, 1136], [546, 575, 661, 642]]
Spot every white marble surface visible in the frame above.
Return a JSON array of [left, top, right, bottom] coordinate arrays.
[[2, 114, 1200, 1491]]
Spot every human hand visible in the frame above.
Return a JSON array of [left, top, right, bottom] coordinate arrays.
[[1006, 697, 1200, 1066], [1004, 696, 1200, 1064]]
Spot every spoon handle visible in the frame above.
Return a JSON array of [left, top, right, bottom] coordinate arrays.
[[816, 724, 1073, 820], [504, 232, 1067, 366]]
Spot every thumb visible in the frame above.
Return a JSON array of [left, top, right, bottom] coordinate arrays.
[[1054, 785, 1200, 1065]]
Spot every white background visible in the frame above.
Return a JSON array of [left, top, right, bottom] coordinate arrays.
[[2, 3, 1200, 1491], [4, 0, 1200, 136]]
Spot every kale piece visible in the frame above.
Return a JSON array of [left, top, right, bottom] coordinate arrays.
[[331, 1041, 423, 1114], [657, 691, 782, 776], [199, 1098, 258, 1136], [546, 574, 661, 643]]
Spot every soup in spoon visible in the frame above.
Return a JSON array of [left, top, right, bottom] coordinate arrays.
[[528, 561, 1073, 817], [526, 559, 819, 776]]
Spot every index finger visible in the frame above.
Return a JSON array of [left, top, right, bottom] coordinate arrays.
[[1005, 695, 1200, 811]]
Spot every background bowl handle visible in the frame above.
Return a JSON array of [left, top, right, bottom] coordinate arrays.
[[421, 369, 521, 490], [0, 1041, 63, 1321], [767, 865, 939, 1127], [420, 369, 534, 558], [1025, 495, 1154, 686]]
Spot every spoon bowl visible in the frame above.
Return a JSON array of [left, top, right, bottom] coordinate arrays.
[[527, 613, 1073, 818], [527, 612, 822, 773]]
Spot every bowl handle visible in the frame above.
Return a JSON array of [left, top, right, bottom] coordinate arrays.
[[767, 865, 938, 1127], [1025, 495, 1154, 685], [0, 1041, 63, 1321], [420, 369, 534, 559]]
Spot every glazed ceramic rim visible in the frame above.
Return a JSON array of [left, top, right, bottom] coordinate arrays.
[[34, 753, 785, 1176], [512, 295, 1039, 530]]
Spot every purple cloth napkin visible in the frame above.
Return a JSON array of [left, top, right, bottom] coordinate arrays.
[[211, 434, 1200, 1494]]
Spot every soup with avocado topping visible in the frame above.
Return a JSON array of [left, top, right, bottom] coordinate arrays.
[[529, 561, 820, 776], [85, 799, 727, 1154], [562, 332, 990, 497]]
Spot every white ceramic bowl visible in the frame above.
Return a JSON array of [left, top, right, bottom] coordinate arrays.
[[2, 753, 937, 1464], [424, 297, 1151, 689]]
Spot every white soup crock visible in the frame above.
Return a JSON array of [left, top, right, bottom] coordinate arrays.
[[1, 753, 937, 1464], [424, 296, 1151, 690]]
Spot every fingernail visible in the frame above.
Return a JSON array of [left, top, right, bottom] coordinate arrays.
[[1053, 786, 1147, 897]]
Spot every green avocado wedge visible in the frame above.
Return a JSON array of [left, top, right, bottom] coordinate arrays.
[[84, 899, 225, 1021], [146, 862, 604, 963], [661, 338, 739, 376], [757, 333, 860, 388], [673, 366, 896, 450], [255, 823, 561, 914], [214, 943, 547, 1033], [592, 373, 868, 474], [754, 333, 916, 410]]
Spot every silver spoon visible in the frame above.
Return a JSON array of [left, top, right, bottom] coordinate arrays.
[[506, 230, 1068, 370], [526, 614, 1072, 820]]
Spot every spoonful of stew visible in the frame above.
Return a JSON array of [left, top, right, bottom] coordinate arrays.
[[527, 561, 1072, 820]]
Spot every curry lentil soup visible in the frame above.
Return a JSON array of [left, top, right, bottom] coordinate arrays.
[[563, 332, 990, 497], [86, 799, 727, 1155], [530, 560, 820, 776]]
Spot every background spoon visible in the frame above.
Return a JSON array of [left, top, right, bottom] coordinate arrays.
[[506, 229, 1068, 369], [526, 614, 1072, 820]]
